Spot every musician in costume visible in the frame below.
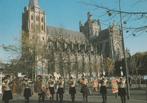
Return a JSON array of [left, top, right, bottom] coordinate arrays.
[[54, 76, 60, 102], [68, 76, 76, 103], [48, 75, 55, 102], [12, 78, 17, 96], [100, 76, 108, 103], [92, 78, 99, 92], [2, 78, 13, 103], [118, 77, 126, 103], [23, 78, 32, 103], [111, 77, 119, 98], [80, 75, 89, 103], [38, 78, 46, 103], [57, 77, 64, 103], [38, 85, 46, 103]]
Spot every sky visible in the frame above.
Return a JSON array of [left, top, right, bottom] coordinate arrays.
[[0, 0, 147, 63]]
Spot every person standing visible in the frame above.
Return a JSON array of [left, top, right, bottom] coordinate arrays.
[[48, 75, 55, 102], [118, 77, 126, 103], [111, 77, 119, 98], [37, 76, 45, 103], [12, 78, 17, 96], [57, 77, 64, 103], [100, 76, 108, 103], [55, 78, 59, 102], [2, 78, 13, 103], [80, 76, 89, 103], [39, 85, 46, 103], [23, 78, 32, 103], [68, 76, 76, 103], [92, 78, 99, 92]]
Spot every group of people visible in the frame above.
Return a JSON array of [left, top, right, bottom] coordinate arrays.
[[1, 74, 127, 103], [28, 75, 65, 103], [99, 76, 127, 103]]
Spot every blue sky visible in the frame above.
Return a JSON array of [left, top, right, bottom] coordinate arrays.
[[0, 0, 147, 63]]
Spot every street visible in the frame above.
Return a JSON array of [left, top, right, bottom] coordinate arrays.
[[0, 88, 146, 103]]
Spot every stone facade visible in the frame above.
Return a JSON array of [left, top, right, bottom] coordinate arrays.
[[22, 0, 124, 77], [98, 24, 124, 60]]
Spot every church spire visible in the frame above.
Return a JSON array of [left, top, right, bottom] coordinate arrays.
[[29, 0, 39, 8]]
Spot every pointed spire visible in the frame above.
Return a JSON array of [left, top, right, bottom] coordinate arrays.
[[87, 12, 93, 21], [29, 0, 39, 8], [97, 19, 100, 25], [79, 20, 83, 26]]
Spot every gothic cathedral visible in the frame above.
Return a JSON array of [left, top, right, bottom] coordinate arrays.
[[22, 0, 124, 77]]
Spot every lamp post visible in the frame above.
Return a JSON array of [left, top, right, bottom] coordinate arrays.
[[119, 0, 130, 99], [100, 54, 104, 76], [75, 52, 78, 79], [88, 51, 92, 77], [82, 52, 85, 74]]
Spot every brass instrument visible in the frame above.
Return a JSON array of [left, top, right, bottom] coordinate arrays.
[[69, 80, 73, 85]]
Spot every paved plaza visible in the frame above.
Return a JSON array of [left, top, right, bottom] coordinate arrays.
[[0, 88, 147, 103]]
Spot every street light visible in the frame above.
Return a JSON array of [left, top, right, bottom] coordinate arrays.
[[119, 0, 130, 99]]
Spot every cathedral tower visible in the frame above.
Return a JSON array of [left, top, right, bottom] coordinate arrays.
[[22, 0, 48, 75], [22, 0, 46, 36]]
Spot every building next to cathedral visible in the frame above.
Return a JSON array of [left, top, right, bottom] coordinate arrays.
[[21, 0, 124, 78]]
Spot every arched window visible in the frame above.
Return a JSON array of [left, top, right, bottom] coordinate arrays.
[[41, 17, 44, 22], [31, 23, 34, 31], [41, 25, 44, 31], [31, 15, 33, 20]]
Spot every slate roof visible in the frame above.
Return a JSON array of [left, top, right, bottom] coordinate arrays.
[[47, 26, 88, 44]]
